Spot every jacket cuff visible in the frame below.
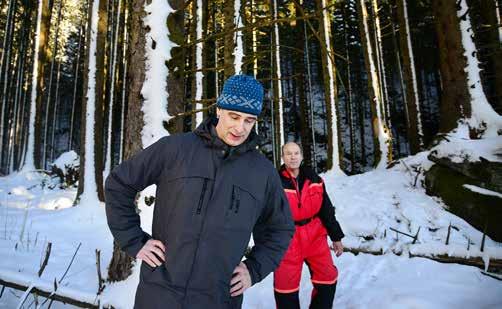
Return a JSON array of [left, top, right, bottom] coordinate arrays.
[[242, 259, 259, 286], [329, 231, 345, 243], [124, 232, 152, 258]]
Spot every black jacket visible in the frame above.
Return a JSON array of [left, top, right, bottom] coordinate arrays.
[[105, 117, 294, 308]]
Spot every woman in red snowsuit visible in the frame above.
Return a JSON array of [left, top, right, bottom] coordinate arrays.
[[274, 142, 344, 309]]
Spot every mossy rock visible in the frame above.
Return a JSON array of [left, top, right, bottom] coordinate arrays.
[[425, 164, 502, 242]]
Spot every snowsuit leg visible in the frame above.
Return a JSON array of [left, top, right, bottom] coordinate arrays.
[[305, 232, 338, 309], [274, 235, 302, 308]]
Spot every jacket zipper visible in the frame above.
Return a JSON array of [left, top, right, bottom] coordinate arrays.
[[234, 188, 240, 213], [196, 179, 208, 214], [292, 177, 302, 208]]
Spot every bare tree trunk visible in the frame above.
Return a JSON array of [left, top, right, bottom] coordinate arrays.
[[24, 0, 51, 171], [69, 22, 85, 151], [316, 0, 342, 172], [294, 4, 312, 167], [76, 0, 107, 201], [43, 0, 64, 168], [0, 0, 17, 172], [166, 1, 185, 134], [107, 0, 146, 282], [356, 0, 392, 168], [343, 1, 356, 173], [431, 0, 472, 133], [396, 0, 424, 154], [223, 0, 235, 78], [271, 0, 284, 167]]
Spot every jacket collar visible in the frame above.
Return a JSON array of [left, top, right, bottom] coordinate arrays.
[[194, 117, 260, 158]]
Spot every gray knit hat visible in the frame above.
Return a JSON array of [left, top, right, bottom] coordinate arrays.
[[216, 75, 264, 116]]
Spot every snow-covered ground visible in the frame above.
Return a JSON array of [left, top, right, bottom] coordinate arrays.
[[0, 141, 501, 308]]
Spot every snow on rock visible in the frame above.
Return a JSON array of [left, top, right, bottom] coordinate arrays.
[[51, 151, 79, 174], [429, 134, 502, 163], [463, 184, 502, 199]]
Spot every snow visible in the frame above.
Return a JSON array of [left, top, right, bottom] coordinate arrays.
[[2, 144, 502, 308], [463, 184, 502, 199], [458, 0, 502, 138], [429, 134, 502, 163], [52, 151, 79, 174]]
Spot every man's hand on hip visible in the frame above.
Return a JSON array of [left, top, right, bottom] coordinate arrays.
[[230, 262, 252, 297], [136, 239, 166, 267]]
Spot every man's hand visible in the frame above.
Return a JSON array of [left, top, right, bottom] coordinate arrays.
[[230, 262, 252, 297], [136, 239, 166, 267], [330, 241, 344, 257]]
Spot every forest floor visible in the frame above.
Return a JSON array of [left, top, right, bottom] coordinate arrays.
[[0, 141, 501, 308]]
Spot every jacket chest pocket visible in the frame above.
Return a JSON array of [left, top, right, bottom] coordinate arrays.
[[224, 185, 257, 231]]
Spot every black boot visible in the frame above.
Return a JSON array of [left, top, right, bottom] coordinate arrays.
[[309, 282, 337, 309], [274, 290, 300, 309]]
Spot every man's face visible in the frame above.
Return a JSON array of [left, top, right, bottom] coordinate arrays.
[[215, 108, 257, 147], [282, 142, 303, 170]]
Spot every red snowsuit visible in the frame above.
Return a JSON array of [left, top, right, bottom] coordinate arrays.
[[274, 165, 344, 308]]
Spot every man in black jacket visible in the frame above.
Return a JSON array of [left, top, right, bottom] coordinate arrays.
[[105, 75, 294, 309]]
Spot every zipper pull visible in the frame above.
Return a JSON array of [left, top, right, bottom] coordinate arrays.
[[230, 187, 235, 210]]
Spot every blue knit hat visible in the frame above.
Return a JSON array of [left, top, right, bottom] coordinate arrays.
[[216, 75, 264, 116]]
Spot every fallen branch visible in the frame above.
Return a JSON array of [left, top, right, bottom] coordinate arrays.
[[0, 278, 105, 308], [341, 246, 502, 273], [96, 250, 105, 295], [480, 271, 502, 281], [389, 227, 420, 243], [38, 242, 52, 277]]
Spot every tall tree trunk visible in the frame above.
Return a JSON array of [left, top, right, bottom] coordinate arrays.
[[43, 0, 64, 168], [342, 1, 356, 173], [104, 0, 122, 176], [69, 22, 85, 151], [271, 0, 284, 167], [478, 0, 502, 114], [294, 4, 312, 167], [396, 0, 424, 153], [107, 0, 146, 282], [356, 0, 392, 168], [76, 0, 107, 202], [234, 0, 243, 74], [166, 1, 185, 134], [191, 0, 203, 129], [0, 0, 17, 172], [223, 0, 235, 78], [370, 0, 390, 125], [24, 0, 51, 171], [50, 60, 62, 163], [431, 0, 472, 134], [316, 0, 342, 172]]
